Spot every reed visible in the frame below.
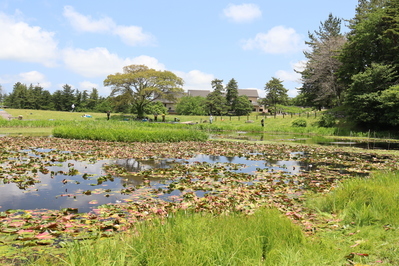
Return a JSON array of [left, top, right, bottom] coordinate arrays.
[[309, 170, 399, 226], [57, 208, 306, 266]]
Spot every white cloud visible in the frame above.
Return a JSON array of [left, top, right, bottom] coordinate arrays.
[[78, 81, 98, 91], [62, 47, 124, 78], [113, 25, 155, 46], [242, 26, 304, 54], [63, 6, 113, 33], [275, 70, 300, 83], [78, 80, 111, 96], [174, 70, 215, 91], [275, 60, 306, 83], [223, 3, 261, 23], [18, 71, 51, 88], [62, 47, 165, 78], [129, 55, 166, 70], [293, 60, 306, 73], [63, 6, 155, 46], [0, 12, 58, 67]]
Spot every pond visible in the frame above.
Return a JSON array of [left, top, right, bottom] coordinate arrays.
[[0, 148, 307, 213], [211, 132, 399, 150]]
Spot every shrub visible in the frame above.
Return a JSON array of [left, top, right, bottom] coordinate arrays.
[[318, 113, 336, 127], [291, 119, 307, 127]]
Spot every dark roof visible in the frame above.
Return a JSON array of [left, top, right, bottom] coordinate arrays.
[[187, 90, 211, 97], [237, 89, 259, 98], [187, 89, 259, 98]]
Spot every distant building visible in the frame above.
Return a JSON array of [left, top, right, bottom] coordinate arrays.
[[157, 89, 264, 114], [187, 89, 264, 113]]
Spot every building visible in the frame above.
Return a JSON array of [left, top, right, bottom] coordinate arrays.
[[158, 89, 264, 114], [187, 89, 264, 113]]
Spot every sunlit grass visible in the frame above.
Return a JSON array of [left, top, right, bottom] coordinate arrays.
[[3, 109, 105, 121], [56, 208, 307, 266], [309, 170, 399, 226], [53, 121, 208, 142]]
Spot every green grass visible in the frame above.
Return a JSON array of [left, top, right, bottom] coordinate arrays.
[[54, 208, 307, 266], [52, 121, 208, 142], [309, 170, 399, 226], [0, 108, 378, 138], [2, 109, 105, 121]]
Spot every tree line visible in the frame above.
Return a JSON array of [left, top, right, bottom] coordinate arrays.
[[0, 82, 112, 112], [296, 0, 399, 130]]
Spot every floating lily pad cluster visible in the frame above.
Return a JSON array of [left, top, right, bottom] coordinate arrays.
[[0, 136, 398, 249]]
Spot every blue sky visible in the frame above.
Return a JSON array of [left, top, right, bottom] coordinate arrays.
[[0, 0, 358, 98]]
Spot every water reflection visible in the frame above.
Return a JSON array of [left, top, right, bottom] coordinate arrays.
[[0, 150, 307, 212]]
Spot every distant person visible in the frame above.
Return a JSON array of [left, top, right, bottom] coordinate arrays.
[[209, 115, 213, 124], [154, 114, 158, 121], [106, 110, 111, 120], [261, 118, 264, 127], [71, 104, 75, 112], [162, 113, 165, 122]]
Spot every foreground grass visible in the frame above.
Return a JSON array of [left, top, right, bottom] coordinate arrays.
[[310, 170, 399, 226], [58, 209, 305, 266]]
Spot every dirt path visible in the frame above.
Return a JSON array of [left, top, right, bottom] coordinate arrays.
[[0, 109, 12, 120]]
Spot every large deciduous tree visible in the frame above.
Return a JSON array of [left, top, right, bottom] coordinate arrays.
[[298, 13, 346, 108], [104, 65, 184, 118], [263, 77, 288, 117]]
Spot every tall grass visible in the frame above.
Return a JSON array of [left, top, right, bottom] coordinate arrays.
[[50, 205, 391, 265], [53, 121, 208, 142], [309, 171, 399, 226], [57, 208, 306, 266]]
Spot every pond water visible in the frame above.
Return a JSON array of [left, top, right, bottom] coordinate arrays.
[[211, 132, 399, 150], [0, 150, 306, 213]]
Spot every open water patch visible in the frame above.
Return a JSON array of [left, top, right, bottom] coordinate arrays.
[[0, 149, 310, 212]]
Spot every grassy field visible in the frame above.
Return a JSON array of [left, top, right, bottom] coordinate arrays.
[[1, 108, 338, 136]]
